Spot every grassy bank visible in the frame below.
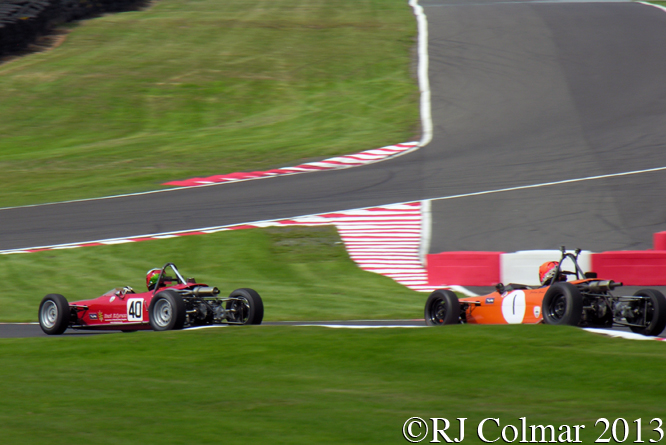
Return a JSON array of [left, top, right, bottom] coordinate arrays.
[[0, 226, 422, 322], [1, 325, 664, 444], [0, 0, 418, 208]]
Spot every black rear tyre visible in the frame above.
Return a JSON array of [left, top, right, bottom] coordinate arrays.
[[38, 294, 70, 335], [226, 288, 263, 325], [543, 282, 583, 326], [149, 290, 186, 331], [424, 289, 460, 326], [629, 289, 666, 336]]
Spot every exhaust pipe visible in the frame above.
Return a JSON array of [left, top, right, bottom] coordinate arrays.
[[192, 286, 220, 297], [588, 280, 623, 292]]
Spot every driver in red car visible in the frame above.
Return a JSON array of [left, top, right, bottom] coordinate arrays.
[[146, 268, 162, 291]]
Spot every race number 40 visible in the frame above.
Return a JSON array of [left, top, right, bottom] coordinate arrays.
[[127, 298, 144, 322]]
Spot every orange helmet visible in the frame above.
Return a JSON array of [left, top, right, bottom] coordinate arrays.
[[539, 261, 559, 285], [146, 268, 161, 290]]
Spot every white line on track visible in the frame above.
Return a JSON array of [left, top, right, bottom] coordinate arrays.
[[182, 324, 426, 330], [2, 323, 665, 341], [423, 0, 631, 5], [182, 324, 666, 340], [583, 328, 666, 342], [410, 0, 433, 148], [293, 324, 426, 329], [638, 1, 666, 13], [429, 165, 666, 203]]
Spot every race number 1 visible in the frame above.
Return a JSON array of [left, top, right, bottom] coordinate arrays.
[[127, 298, 144, 322]]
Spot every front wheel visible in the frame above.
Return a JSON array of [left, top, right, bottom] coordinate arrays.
[[226, 288, 263, 325], [424, 289, 460, 326], [629, 289, 666, 336], [542, 282, 583, 326], [149, 290, 186, 331], [38, 294, 70, 335]]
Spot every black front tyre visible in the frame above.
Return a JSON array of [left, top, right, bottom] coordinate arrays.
[[149, 290, 186, 331], [424, 289, 460, 326], [38, 294, 70, 335], [543, 282, 583, 326], [226, 288, 263, 325], [630, 289, 666, 336]]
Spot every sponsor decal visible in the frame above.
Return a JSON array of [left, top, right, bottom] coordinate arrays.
[[534, 306, 541, 318], [95, 312, 128, 323], [485, 298, 495, 304], [110, 296, 116, 303]]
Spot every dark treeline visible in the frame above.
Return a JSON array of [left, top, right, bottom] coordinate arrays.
[[0, 0, 148, 58]]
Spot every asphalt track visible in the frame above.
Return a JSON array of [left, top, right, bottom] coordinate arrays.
[[0, 320, 428, 338], [2, 1, 666, 254], [5, 314, 665, 339], [425, 0, 666, 253]]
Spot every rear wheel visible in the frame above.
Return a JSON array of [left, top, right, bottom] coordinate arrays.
[[38, 294, 70, 335], [226, 288, 263, 325], [424, 289, 460, 326], [543, 282, 583, 326], [629, 289, 666, 336], [149, 290, 186, 331]]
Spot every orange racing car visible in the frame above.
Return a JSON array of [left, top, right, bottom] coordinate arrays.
[[424, 247, 666, 336]]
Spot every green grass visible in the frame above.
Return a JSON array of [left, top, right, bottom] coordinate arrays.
[[1, 325, 665, 444], [0, 0, 418, 208], [0, 226, 423, 322]]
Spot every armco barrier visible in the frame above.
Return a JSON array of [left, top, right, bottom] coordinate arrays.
[[427, 252, 501, 286], [426, 233, 666, 287], [591, 251, 666, 286], [426, 249, 666, 287]]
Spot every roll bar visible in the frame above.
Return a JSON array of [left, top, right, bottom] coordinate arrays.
[[152, 262, 188, 295], [543, 247, 587, 286]]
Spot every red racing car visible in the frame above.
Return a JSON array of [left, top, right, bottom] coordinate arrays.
[[38, 263, 263, 335], [424, 248, 666, 336]]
